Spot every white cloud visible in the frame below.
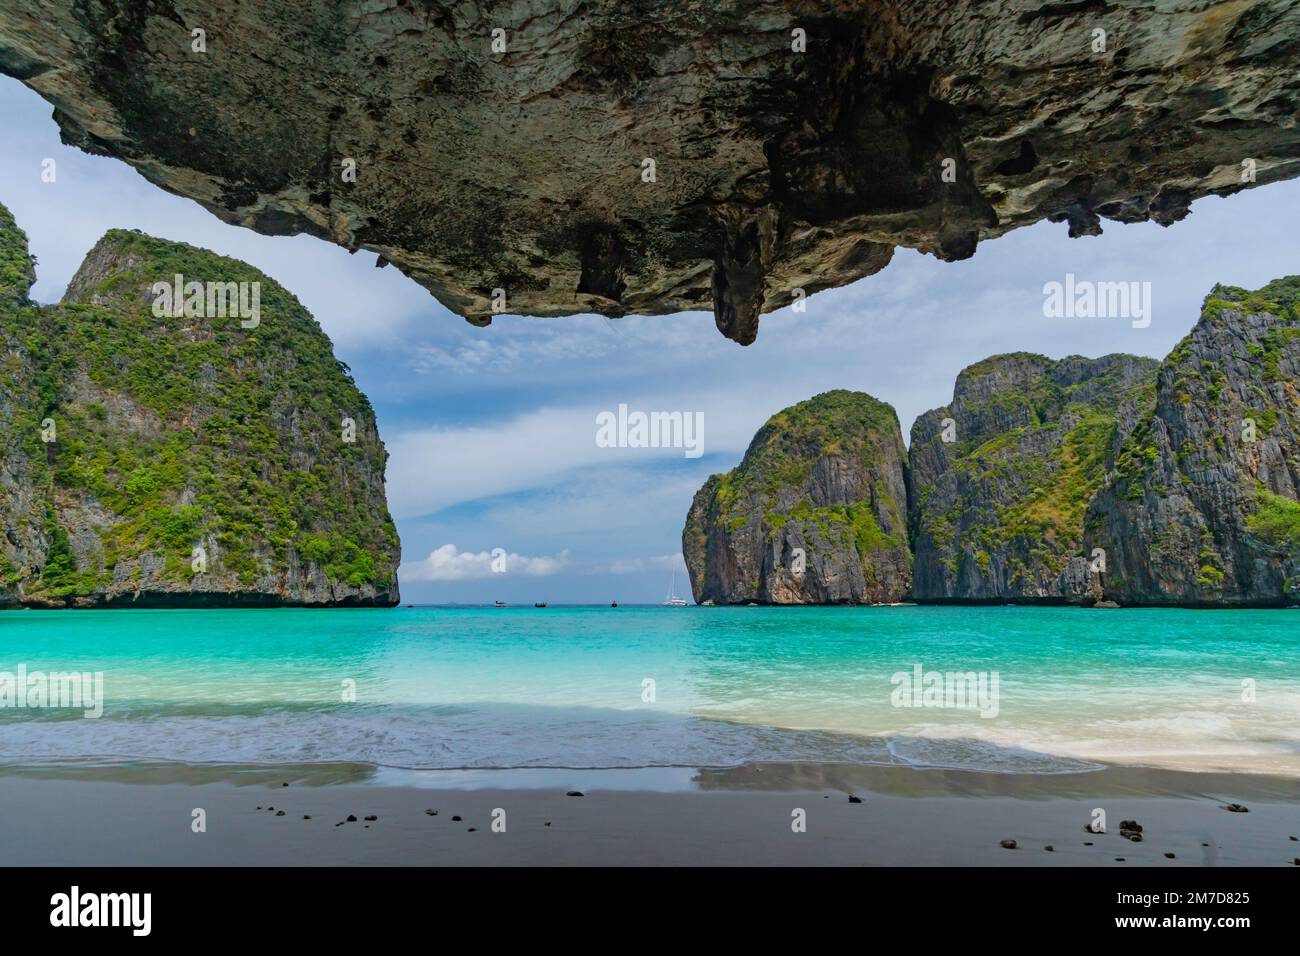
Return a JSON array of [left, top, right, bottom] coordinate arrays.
[[384, 388, 790, 520], [602, 554, 686, 575], [400, 544, 569, 581]]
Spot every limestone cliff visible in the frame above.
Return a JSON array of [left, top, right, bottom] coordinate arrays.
[[908, 352, 1159, 603], [1086, 280, 1300, 607], [686, 279, 1297, 607], [683, 390, 911, 604], [0, 202, 400, 608], [3, 1, 1298, 343]]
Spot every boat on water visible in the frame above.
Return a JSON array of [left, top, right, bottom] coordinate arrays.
[[663, 571, 689, 607], [493, 601, 508, 608], [534, 602, 547, 608], [610, 601, 618, 607]]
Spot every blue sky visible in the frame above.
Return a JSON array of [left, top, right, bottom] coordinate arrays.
[[3, 77, 1298, 604]]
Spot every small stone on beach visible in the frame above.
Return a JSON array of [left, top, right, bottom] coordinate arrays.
[[452, 815, 462, 821], [275, 810, 285, 816], [848, 795, 862, 803], [566, 791, 584, 797], [1223, 803, 1249, 813], [999, 839, 1017, 849], [1044, 846, 1054, 852], [425, 809, 437, 816], [303, 815, 311, 820], [1164, 852, 1175, 858], [364, 815, 378, 821], [346, 814, 357, 822]]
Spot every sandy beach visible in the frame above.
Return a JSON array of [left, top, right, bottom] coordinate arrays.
[[2, 761, 1296, 866]]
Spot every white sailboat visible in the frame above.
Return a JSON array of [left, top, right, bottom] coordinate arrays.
[[663, 570, 689, 606]]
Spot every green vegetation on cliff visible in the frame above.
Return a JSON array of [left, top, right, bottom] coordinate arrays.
[[684, 390, 912, 605], [909, 352, 1159, 599], [0, 204, 399, 606]]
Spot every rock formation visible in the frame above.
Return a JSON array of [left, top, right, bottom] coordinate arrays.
[[1086, 280, 1300, 607], [0, 201, 400, 607], [686, 281, 1298, 607], [908, 352, 1159, 602], [683, 390, 911, 604], [3, 1, 1299, 343]]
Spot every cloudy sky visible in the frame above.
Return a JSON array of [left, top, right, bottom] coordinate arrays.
[[3, 77, 1297, 603]]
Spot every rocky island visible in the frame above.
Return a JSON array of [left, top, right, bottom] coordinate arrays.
[[908, 353, 1159, 603], [1087, 279, 1300, 606], [683, 390, 911, 604], [685, 281, 1299, 607], [0, 202, 400, 608]]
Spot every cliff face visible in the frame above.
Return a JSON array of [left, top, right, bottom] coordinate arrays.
[[3, 1, 1299, 344], [908, 352, 1159, 603], [1086, 281, 1300, 607], [0, 202, 400, 608], [683, 390, 911, 604], [686, 277, 1297, 607]]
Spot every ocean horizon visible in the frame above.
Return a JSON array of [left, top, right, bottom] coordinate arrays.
[[2, 605, 1296, 777]]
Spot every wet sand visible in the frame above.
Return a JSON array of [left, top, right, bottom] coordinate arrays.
[[1, 762, 1296, 866]]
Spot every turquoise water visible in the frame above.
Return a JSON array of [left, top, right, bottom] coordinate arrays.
[[1, 606, 1297, 775]]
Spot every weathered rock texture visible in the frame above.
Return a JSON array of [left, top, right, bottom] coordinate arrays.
[[683, 390, 911, 604], [0, 202, 400, 608], [909, 352, 1159, 603], [4, 1, 1299, 343], [1086, 280, 1300, 607]]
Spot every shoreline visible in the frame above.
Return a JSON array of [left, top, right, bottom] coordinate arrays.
[[5, 601, 1299, 610], [1, 761, 1295, 866]]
